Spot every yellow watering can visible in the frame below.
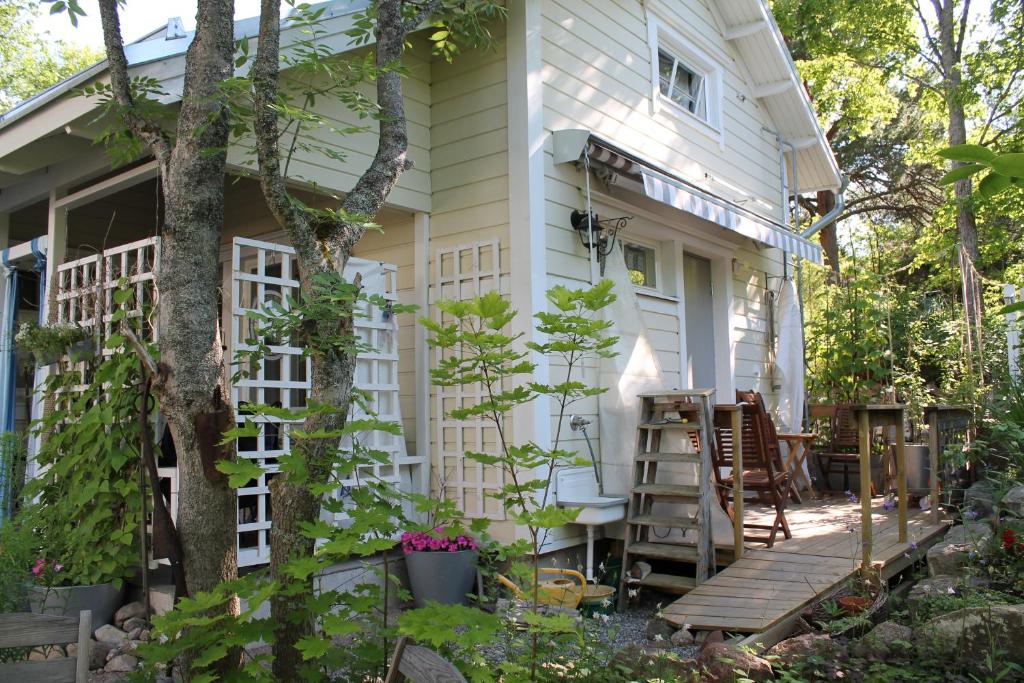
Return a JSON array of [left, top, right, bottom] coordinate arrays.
[[496, 568, 587, 608]]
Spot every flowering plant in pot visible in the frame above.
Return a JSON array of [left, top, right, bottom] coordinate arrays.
[[401, 527, 479, 607]]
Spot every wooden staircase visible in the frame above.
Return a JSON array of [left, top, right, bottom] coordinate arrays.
[[618, 391, 717, 609]]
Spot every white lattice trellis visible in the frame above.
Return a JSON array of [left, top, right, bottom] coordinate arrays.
[[53, 238, 173, 561], [433, 240, 506, 520], [230, 236, 409, 566]]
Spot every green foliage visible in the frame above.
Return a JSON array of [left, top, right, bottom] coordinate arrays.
[[421, 280, 618, 680], [0, 1, 101, 111], [939, 146, 1024, 198], [0, 508, 38, 612], [0, 431, 28, 521], [19, 328, 146, 588]]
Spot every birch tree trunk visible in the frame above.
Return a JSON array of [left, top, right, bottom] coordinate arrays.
[[96, 3, 240, 677]]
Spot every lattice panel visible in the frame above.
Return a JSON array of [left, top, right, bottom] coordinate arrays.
[[433, 240, 506, 520], [230, 236, 408, 566]]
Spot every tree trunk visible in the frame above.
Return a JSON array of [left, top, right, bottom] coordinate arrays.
[[250, 0, 427, 677], [97, 1, 240, 678], [936, 0, 984, 375], [816, 189, 841, 277]]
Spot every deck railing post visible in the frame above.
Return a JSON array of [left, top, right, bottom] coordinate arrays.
[[858, 409, 872, 570], [895, 408, 907, 543], [731, 406, 743, 560], [927, 409, 940, 526]]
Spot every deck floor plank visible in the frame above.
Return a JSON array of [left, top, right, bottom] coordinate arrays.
[[660, 498, 949, 632]]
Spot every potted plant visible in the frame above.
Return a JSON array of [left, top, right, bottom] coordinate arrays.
[[27, 555, 123, 626], [401, 527, 478, 607], [14, 322, 89, 365]]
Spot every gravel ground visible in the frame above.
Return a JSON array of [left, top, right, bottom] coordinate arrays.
[[478, 592, 701, 665]]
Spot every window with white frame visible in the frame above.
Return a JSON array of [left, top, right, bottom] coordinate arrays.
[[624, 242, 658, 289], [658, 49, 707, 120], [647, 14, 723, 137]]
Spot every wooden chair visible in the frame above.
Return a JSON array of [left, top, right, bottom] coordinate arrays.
[[0, 610, 91, 683], [384, 636, 467, 683], [813, 404, 868, 495], [713, 402, 792, 547], [737, 390, 817, 502]]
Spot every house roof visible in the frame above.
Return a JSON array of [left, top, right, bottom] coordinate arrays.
[[0, 0, 840, 194], [710, 0, 842, 192]]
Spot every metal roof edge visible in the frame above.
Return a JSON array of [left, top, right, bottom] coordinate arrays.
[[756, 0, 842, 190]]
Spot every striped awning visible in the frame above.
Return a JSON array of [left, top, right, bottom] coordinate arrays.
[[583, 141, 823, 264]]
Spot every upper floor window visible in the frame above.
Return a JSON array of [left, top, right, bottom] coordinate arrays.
[[658, 49, 707, 121], [647, 12, 723, 145]]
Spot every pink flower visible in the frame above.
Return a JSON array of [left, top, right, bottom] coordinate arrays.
[[31, 559, 45, 576]]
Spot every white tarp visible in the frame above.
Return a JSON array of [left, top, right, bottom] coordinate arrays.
[[598, 247, 665, 495], [598, 247, 735, 547], [774, 278, 805, 433]]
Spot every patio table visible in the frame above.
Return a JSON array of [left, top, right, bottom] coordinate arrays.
[[777, 432, 817, 503]]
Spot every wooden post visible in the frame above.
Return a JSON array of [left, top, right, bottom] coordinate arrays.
[[928, 409, 940, 526], [895, 412, 907, 543], [858, 409, 872, 570], [76, 609, 92, 683], [731, 406, 743, 560]]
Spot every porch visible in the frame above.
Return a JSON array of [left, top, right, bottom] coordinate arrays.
[[661, 496, 950, 636]]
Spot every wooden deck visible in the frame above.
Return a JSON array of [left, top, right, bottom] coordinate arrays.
[[661, 497, 949, 634]]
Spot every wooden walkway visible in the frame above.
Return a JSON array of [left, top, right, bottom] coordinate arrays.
[[661, 497, 949, 634]]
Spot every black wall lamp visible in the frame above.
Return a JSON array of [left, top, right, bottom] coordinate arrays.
[[570, 209, 632, 272]]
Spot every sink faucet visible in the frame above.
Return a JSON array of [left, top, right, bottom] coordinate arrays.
[[569, 415, 603, 495]]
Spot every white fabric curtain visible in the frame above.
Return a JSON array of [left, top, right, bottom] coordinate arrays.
[[774, 278, 805, 432]]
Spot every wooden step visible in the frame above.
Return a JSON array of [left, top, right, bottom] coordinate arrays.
[[636, 452, 701, 464], [632, 483, 700, 499], [628, 514, 698, 529], [626, 541, 699, 563], [636, 572, 697, 594], [638, 421, 702, 431]]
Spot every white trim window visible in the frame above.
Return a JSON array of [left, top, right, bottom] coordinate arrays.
[[647, 12, 724, 144]]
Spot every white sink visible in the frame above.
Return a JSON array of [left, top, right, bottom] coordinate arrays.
[[558, 494, 629, 525], [556, 467, 627, 580]]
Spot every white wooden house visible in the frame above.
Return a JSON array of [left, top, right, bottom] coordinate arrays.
[[0, 0, 840, 560]]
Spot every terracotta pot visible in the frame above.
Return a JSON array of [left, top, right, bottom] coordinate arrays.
[[838, 594, 872, 615]]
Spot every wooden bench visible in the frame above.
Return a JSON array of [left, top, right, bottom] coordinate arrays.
[[0, 610, 91, 683]]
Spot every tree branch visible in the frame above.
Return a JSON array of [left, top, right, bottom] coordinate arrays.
[[96, 0, 173, 164], [251, 0, 318, 262]]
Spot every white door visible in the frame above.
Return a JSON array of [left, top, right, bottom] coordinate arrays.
[[683, 252, 716, 390]]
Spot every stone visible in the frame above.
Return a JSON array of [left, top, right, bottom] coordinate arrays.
[[927, 522, 993, 577], [121, 616, 149, 633], [113, 601, 147, 627], [28, 645, 63, 660], [670, 628, 695, 647], [906, 575, 960, 618], [139, 629, 151, 642], [963, 481, 997, 517], [1002, 485, 1024, 518], [609, 643, 698, 681], [765, 633, 837, 667], [94, 624, 129, 645], [851, 621, 913, 660], [696, 642, 774, 682], [945, 522, 993, 546], [645, 616, 676, 642], [69, 639, 112, 670], [127, 627, 143, 640], [916, 604, 1024, 672], [104, 653, 139, 672]]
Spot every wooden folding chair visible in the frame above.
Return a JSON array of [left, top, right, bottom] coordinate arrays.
[[713, 402, 792, 547], [385, 636, 467, 683], [0, 610, 91, 683]]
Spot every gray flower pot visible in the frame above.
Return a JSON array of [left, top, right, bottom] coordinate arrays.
[[28, 582, 123, 626], [405, 550, 478, 608]]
